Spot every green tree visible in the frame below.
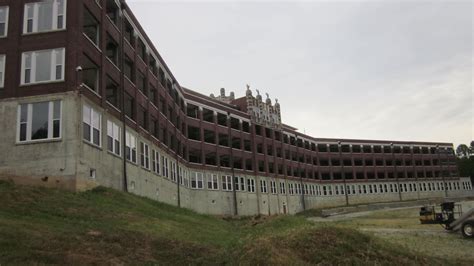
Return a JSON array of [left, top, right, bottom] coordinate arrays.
[[456, 144, 470, 158]]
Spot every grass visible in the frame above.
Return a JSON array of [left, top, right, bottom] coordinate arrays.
[[0, 180, 471, 265]]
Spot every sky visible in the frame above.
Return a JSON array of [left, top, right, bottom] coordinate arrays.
[[127, 0, 473, 147]]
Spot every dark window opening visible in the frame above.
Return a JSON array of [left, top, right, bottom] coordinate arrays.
[[137, 38, 146, 61], [242, 121, 250, 133], [106, 34, 119, 65], [267, 145, 273, 156], [106, 0, 119, 25], [137, 106, 147, 130], [204, 130, 215, 144], [187, 104, 199, 119], [189, 149, 201, 164], [187, 126, 200, 141], [203, 108, 214, 123], [137, 71, 147, 95], [106, 76, 120, 109], [82, 55, 99, 93], [83, 7, 99, 45], [232, 137, 241, 149], [233, 157, 243, 169], [219, 134, 229, 147], [265, 128, 272, 138], [255, 125, 262, 136], [124, 56, 134, 82], [124, 19, 135, 46], [205, 152, 216, 166], [244, 139, 251, 151], [230, 117, 240, 130], [258, 161, 265, 172], [149, 56, 158, 76], [124, 93, 134, 120], [257, 143, 263, 154], [363, 145, 372, 153], [352, 145, 361, 153], [217, 113, 227, 126], [245, 159, 253, 170], [318, 144, 328, 152], [220, 155, 230, 168]]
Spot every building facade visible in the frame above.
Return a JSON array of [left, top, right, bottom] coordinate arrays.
[[0, 0, 472, 216]]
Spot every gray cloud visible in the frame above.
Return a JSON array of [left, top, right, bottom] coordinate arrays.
[[128, 0, 472, 146]]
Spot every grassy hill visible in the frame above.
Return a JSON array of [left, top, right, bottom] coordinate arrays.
[[0, 180, 466, 265]]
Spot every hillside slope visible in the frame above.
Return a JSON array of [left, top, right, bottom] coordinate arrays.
[[0, 180, 465, 265]]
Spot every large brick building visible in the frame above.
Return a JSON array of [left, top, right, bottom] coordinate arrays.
[[0, 0, 472, 215]]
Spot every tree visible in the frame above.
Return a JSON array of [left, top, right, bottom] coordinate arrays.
[[456, 144, 470, 158]]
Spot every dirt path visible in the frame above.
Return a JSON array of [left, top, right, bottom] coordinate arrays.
[[308, 206, 419, 222], [308, 200, 474, 223]]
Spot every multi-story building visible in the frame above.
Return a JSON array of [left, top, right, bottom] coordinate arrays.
[[0, 0, 472, 215]]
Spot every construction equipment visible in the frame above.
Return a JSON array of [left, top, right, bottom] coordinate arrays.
[[419, 201, 474, 238]]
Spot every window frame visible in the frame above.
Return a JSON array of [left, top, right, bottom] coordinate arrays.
[[17, 100, 62, 143], [83, 105, 102, 147], [21, 48, 65, 85], [125, 131, 137, 163], [152, 150, 160, 175], [106, 120, 121, 156], [0, 54, 5, 88], [140, 141, 150, 170], [190, 172, 204, 189], [23, 0, 67, 34], [207, 174, 219, 190], [221, 175, 233, 191], [0, 6, 9, 38]]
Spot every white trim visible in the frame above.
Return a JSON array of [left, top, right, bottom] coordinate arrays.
[[21, 48, 65, 85], [83, 104, 102, 147], [0, 6, 9, 38], [0, 54, 5, 88], [17, 100, 62, 143], [23, 0, 67, 34]]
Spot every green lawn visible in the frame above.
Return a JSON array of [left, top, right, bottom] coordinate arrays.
[[0, 180, 470, 265]]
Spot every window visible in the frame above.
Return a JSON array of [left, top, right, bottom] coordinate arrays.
[[106, 76, 120, 109], [83, 105, 101, 146], [123, 94, 135, 121], [235, 176, 245, 191], [161, 156, 169, 178], [18, 101, 61, 142], [289, 183, 294, 195], [207, 174, 219, 190], [125, 131, 137, 163], [279, 182, 286, 194], [140, 142, 150, 169], [106, 34, 119, 65], [21, 48, 65, 85], [191, 172, 204, 189], [260, 180, 267, 193], [270, 181, 277, 194], [83, 7, 99, 45], [124, 19, 134, 46], [107, 120, 120, 156], [170, 161, 177, 182], [137, 71, 146, 95], [137, 38, 146, 61], [137, 105, 147, 130], [221, 175, 232, 191], [124, 56, 134, 82], [247, 178, 255, 192], [24, 0, 66, 34], [0, 6, 9, 37], [82, 55, 99, 93], [152, 150, 160, 174], [106, 0, 119, 25], [0, 54, 4, 88]]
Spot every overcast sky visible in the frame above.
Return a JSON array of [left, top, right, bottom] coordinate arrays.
[[127, 0, 472, 147]]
